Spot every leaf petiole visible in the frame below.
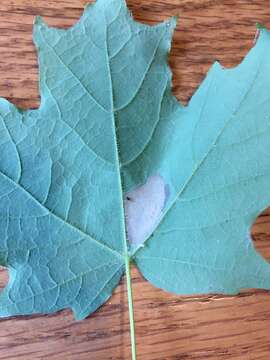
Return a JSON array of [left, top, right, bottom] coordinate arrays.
[[125, 255, 137, 360]]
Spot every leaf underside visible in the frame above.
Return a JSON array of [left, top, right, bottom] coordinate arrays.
[[1, 0, 270, 320]]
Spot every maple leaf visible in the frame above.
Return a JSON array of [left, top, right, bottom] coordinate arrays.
[[1, 0, 270, 357]]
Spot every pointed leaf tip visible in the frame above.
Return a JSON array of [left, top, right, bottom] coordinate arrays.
[[170, 15, 178, 28], [34, 15, 43, 26], [253, 23, 269, 46], [163, 16, 178, 34], [256, 22, 266, 30], [174, 13, 181, 22], [89, 0, 127, 7]]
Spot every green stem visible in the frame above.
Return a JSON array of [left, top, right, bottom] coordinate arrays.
[[125, 255, 137, 360]]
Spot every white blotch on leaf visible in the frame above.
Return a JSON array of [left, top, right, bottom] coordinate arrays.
[[125, 175, 169, 247]]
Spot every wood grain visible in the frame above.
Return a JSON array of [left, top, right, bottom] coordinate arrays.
[[1, 0, 270, 359]]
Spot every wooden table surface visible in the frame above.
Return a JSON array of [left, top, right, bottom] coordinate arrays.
[[1, 0, 270, 359]]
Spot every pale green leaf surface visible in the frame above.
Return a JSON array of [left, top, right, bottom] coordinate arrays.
[[129, 28, 270, 295], [1, 0, 270, 322], [0, 0, 175, 319]]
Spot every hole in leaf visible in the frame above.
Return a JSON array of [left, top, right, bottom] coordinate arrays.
[[0, 266, 9, 291], [252, 208, 270, 263]]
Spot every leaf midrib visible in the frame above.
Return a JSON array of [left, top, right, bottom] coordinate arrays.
[[103, 7, 128, 258]]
